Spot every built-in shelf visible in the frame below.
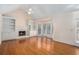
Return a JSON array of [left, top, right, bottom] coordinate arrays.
[[3, 16, 15, 31]]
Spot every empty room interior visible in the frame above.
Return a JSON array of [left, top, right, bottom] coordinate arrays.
[[0, 4, 79, 55]]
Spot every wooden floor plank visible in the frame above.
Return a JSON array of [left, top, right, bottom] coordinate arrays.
[[0, 36, 79, 55]]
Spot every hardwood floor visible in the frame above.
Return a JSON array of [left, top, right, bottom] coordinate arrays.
[[0, 36, 54, 55], [54, 41, 77, 55], [0, 36, 79, 55]]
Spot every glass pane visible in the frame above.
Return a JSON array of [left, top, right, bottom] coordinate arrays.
[[29, 25, 31, 31], [38, 24, 41, 35], [43, 24, 46, 34], [52, 24, 53, 34], [33, 23, 36, 30], [47, 24, 51, 34]]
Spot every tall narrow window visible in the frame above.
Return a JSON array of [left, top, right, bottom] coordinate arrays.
[[43, 24, 46, 34], [47, 24, 51, 34], [50, 24, 53, 34], [26, 25, 31, 36], [33, 23, 36, 30], [38, 24, 41, 35]]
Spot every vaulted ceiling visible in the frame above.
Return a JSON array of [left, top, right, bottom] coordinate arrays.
[[0, 4, 79, 19]]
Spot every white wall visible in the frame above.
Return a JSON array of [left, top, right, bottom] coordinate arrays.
[[73, 11, 79, 46], [2, 8, 29, 40], [0, 14, 2, 44], [1, 7, 79, 46], [53, 12, 79, 46]]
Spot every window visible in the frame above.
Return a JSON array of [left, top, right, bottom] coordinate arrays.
[[26, 25, 31, 36], [47, 24, 51, 34], [28, 25, 31, 31], [38, 24, 41, 35], [37, 23, 53, 36], [33, 23, 36, 30], [43, 24, 46, 34]]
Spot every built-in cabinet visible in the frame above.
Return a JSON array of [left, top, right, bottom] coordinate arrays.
[[3, 17, 15, 32], [2, 16, 16, 40]]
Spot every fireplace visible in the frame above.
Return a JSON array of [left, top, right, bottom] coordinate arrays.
[[19, 31, 26, 36]]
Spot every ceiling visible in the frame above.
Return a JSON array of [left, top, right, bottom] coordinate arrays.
[[0, 4, 79, 19]]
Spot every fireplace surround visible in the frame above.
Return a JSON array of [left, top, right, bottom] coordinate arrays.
[[19, 31, 26, 36]]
